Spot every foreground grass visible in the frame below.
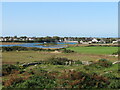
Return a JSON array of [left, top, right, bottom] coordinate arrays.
[[67, 46, 118, 55]]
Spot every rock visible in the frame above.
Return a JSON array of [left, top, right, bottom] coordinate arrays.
[[112, 61, 120, 64], [81, 61, 92, 65]]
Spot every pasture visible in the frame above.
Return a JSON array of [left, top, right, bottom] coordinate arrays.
[[2, 46, 118, 64]]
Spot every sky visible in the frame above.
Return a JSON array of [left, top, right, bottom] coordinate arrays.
[[2, 2, 118, 37]]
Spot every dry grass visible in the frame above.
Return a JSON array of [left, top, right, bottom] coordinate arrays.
[[2, 51, 118, 64]]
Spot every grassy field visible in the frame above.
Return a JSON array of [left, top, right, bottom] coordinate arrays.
[[2, 51, 117, 64], [67, 46, 118, 55], [2, 46, 119, 89]]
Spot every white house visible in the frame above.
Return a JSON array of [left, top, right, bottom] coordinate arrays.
[[99, 39, 106, 44], [80, 40, 83, 44], [92, 38, 98, 43], [28, 38, 34, 41], [0, 37, 3, 41], [112, 40, 118, 44]]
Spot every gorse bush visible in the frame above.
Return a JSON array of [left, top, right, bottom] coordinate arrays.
[[48, 57, 74, 65], [1, 46, 28, 51], [98, 59, 112, 67], [62, 48, 75, 53], [103, 73, 120, 89], [9, 75, 57, 88], [2, 64, 20, 76], [58, 70, 109, 88], [75, 61, 82, 65], [108, 79, 120, 89], [1, 46, 62, 52]]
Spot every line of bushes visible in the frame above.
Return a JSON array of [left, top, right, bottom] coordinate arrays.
[[85, 45, 119, 47], [1, 46, 59, 52], [1, 46, 75, 54]]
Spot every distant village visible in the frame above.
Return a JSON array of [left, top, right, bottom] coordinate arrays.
[[0, 36, 119, 44]]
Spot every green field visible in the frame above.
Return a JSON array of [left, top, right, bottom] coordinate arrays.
[[2, 46, 118, 64], [2, 46, 119, 89], [67, 46, 118, 55]]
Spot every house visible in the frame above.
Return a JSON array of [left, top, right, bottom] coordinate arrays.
[[98, 39, 106, 44], [88, 41, 92, 44], [0, 37, 3, 41], [3, 38, 7, 41], [92, 38, 98, 43], [13, 38, 19, 41], [28, 37, 34, 41], [112, 40, 118, 44], [77, 40, 83, 44]]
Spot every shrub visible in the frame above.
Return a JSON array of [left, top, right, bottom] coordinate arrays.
[[2, 64, 20, 76], [58, 70, 109, 88], [9, 75, 57, 88], [108, 80, 120, 89], [75, 61, 82, 65], [62, 49, 75, 53], [48, 57, 73, 65], [98, 59, 112, 67], [103, 73, 117, 79], [112, 51, 120, 55], [2, 46, 28, 51]]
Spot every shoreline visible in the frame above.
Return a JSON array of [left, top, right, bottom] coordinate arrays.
[[0, 42, 24, 45]]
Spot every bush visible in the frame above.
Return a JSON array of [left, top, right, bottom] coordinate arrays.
[[112, 51, 120, 55], [59, 70, 109, 88], [62, 49, 75, 53], [103, 73, 117, 79], [9, 75, 57, 88], [75, 61, 82, 65], [2, 64, 20, 76], [2, 46, 28, 51], [1, 46, 58, 52], [98, 59, 112, 67], [108, 80, 120, 89], [48, 57, 73, 65]]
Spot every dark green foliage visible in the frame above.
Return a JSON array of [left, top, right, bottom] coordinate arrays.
[[62, 48, 75, 53], [75, 61, 82, 64], [59, 70, 109, 88], [1, 46, 58, 52], [9, 75, 57, 88], [2, 46, 28, 51], [98, 59, 112, 67], [108, 80, 120, 89], [48, 57, 73, 65], [112, 51, 120, 55], [2, 64, 20, 76], [103, 73, 120, 89]]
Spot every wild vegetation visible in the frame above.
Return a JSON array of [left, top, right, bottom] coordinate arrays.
[[1, 44, 119, 89], [2, 57, 120, 89]]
